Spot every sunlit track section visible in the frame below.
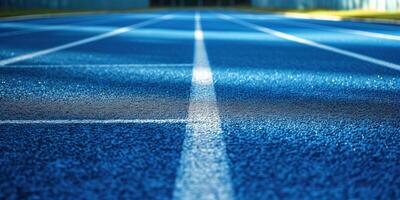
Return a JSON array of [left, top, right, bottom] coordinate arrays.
[[0, 15, 174, 66], [173, 13, 234, 200], [1, 63, 193, 68], [219, 14, 400, 72], [0, 119, 187, 125]]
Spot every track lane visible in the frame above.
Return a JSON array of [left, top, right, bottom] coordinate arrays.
[[0, 11, 194, 200], [229, 12, 400, 66], [0, 10, 399, 200], [0, 13, 171, 62], [204, 11, 400, 199]]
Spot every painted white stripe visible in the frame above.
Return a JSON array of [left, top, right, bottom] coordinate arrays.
[[219, 14, 400, 72], [350, 30, 400, 41], [0, 15, 173, 66], [0, 29, 41, 37], [0, 119, 187, 125], [280, 19, 400, 41], [0, 22, 79, 30], [0, 23, 86, 37], [1, 63, 193, 68], [0, 17, 123, 37], [283, 13, 400, 25], [173, 13, 234, 200], [0, 15, 144, 38]]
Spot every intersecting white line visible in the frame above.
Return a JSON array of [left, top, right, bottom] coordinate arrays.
[[0, 17, 116, 37], [219, 14, 400, 72], [173, 13, 234, 200], [0, 15, 174, 66], [279, 18, 400, 42], [0, 119, 187, 125], [0, 63, 193, 68]]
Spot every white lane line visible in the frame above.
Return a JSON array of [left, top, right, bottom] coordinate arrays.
[[0, 23, 88, 37], [173, 13, 234, 200], [280, 18, 400, 41], [0, 16, 138, 38], [1, 63, 193, 68], [0, 119, 187, 125], [219, 14, 400, 72], [0, 18, 116, 37], [0, 15, 174, 66], [0, 29, 41, 37], [348, 30, 400, 41]]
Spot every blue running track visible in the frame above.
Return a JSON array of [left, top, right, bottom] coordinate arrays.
[[0, 10, 399, 200]]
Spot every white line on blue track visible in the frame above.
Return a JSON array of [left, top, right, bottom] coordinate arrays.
[[219, 14, 400, 72], [173, 13, 234, 200], [0, 119, 187, 125], [0, 15, 174, 66], [0, 17, 121, 37], [279, 18, 400, 41], [0, 63, 193, 68], [0, 23, 88, 37], [0, 28, 42, 37]]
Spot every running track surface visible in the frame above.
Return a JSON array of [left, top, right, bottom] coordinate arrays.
[[0, 10, 399, 200]]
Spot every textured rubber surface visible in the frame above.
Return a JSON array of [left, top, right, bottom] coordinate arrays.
[[0, 10, 399, 200]]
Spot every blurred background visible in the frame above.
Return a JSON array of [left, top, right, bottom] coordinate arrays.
[[0, 0, 399, 20], [151, 0, 250, 7], [0, 0, 399, 10], [252, 0, 400, 11]]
